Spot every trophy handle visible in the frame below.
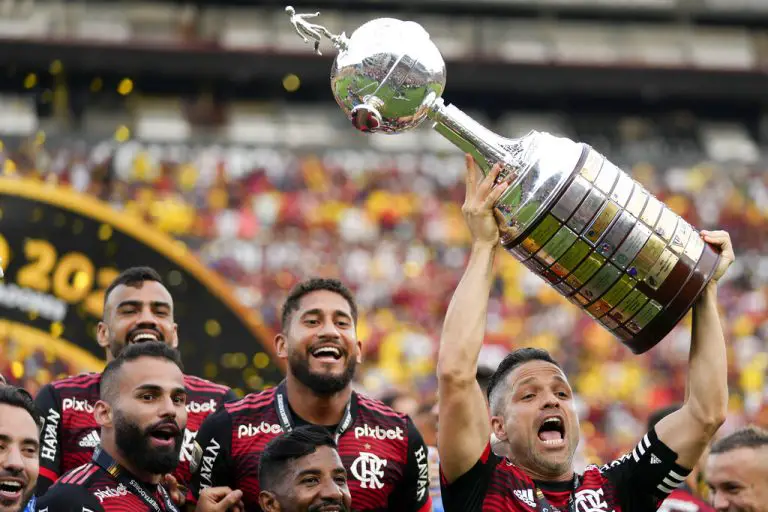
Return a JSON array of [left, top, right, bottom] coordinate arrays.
[[427, 98, 522, 183]]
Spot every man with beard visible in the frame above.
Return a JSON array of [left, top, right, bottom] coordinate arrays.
[[190, 278, 432, 511], [37, 342, 243, 512], [437, 156, 733, 511], [648, 405, 715, 511], [34, 267, 237, 497], [705, 426, 768, 512], [0, 385, 40, 512], [258, 425, 351, 512]]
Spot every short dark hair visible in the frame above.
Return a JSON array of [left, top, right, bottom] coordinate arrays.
[[647, 404, 681, 431], [710, 426, 768, 455], [100, 341, 184, 402], [486, 347, 562, 415], [104, 266, 164, 310], [280, 278, 358, 330], [259, 425, 338, 492], [0, 385, 41, 432], [476, 366, 494, 396]]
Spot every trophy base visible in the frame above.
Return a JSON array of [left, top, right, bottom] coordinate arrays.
[[622, 243, 721, 354]]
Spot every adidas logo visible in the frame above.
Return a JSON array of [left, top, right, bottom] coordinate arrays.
[[513, 489, 536, 507], [650, 453, 662, 465], [79, 431, 100, 448]]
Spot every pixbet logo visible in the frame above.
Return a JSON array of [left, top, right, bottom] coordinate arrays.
[[93, 484, 128, 503], [237, 422, 282, 438], [62, 398, 94, 413], [186, 399, 217, 414], [354, 424, 404, 441]]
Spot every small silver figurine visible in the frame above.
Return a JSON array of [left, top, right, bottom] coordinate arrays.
[[285, 6, 347, 55]]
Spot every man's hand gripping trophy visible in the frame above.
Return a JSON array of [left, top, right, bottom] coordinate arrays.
[[285, 6, 347, 55]]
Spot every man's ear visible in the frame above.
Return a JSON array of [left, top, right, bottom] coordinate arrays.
[[490, 415, 507, 441], [171, 323, 179, 349], [258, 490, 281, 512], [355, 340, 363, 364], [94, 400, 113, 428], [275, 333, 288, 360], [96, 321, 109, 350]]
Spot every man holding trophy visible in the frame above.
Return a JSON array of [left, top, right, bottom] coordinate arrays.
[[436, 156, 733, 511], [285, 6, 735, 510]]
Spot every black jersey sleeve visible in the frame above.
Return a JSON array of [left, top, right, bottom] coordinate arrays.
[[34, 383, 63, 496], [37, 483, 105, 512], [439, 442, 500, 512], [389, 417, 433, 512], [600, 427, 692, 510], [188, 407, 234, 500]]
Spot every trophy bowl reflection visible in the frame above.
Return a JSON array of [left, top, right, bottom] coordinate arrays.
[[286, 8, 720, 354]]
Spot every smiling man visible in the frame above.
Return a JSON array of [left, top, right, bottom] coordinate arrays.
[[258, 425, 351, 512], [34, 267, 236, 497], [705, 426, 768, 512], [0, 385, 40, 512], [190, 278, 432, 512], [437, 156, 734, 511]]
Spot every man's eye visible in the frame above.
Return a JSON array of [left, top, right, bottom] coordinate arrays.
[[522, 394, 535, 400], [302, 477, 319, 485], [141, 394, 155, 401]]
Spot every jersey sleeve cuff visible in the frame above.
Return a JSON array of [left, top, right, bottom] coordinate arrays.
[[643, 427, 692, 496]]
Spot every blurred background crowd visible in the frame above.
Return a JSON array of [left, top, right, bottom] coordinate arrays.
[[0, 0, 766, 469]]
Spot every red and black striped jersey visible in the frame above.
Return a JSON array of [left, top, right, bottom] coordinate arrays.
[[441, 428, 692, 511], [189, 385, 432, 512], [659, 487, 715, 512], [34, 372, 236, 495], [36, 461, 175, 511]]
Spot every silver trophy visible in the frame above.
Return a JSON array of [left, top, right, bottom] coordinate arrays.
[[285, 8, 720, 354]]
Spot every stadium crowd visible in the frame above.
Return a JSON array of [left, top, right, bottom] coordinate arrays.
[[0, 128, 766, 470]]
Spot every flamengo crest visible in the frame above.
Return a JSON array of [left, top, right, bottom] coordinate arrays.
[[350, 452, 387, 489]]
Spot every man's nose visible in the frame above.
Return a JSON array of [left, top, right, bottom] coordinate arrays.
[[541, 391, 561, 409], [711, 490, 730, 511], [2, 444, 24, 472], [137, 306, 159, 325], [318, 478, 345, 501], [318, 320, 341, 338], [157, 395, 178, 419]]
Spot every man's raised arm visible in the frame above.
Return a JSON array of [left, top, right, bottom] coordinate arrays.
[[437, 156, 510, 483], [654, 230, 734, 469]]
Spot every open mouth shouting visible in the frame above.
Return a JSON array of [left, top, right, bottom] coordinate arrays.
[[309, 345, 345, 364], [146, 422, 180, 449], [0, 477, 26, 504], [537, 416, 566, 448]]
